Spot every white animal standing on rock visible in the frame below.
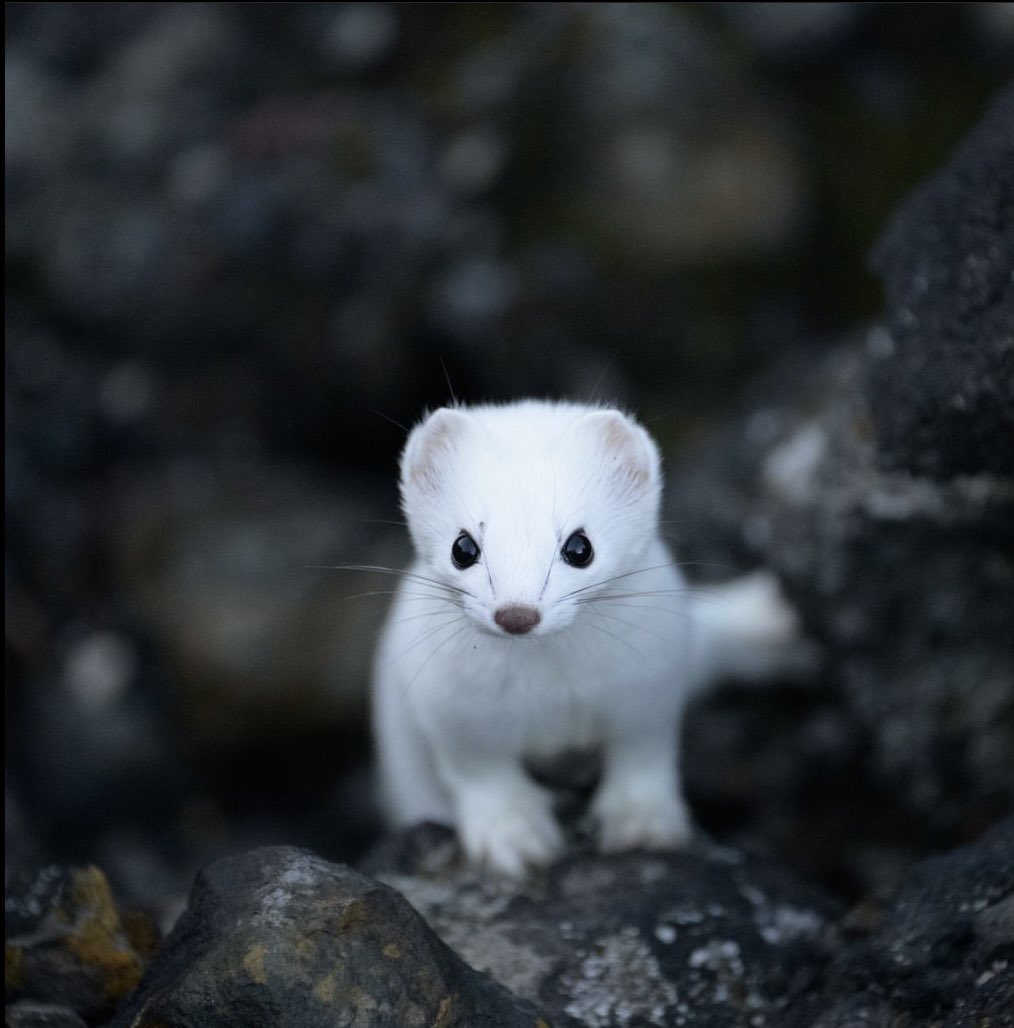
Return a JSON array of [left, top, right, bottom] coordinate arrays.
[[372, 400, 805, 876]]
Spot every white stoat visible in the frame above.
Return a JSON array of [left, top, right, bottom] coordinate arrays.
[[371, 400, 804, 876]]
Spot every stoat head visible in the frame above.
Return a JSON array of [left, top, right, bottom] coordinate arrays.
[[399, 402, 662, 638]]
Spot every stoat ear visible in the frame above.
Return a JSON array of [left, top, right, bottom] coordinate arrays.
[[578, 409, 659, 493], [401, 408, 476, 494]]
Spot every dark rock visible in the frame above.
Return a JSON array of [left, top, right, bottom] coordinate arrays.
[[667, 342, 1014, 895], [566, 4, 808, 264], [110, 459, 395, 760], [110, 846, 555, 1028], [4, 1003, 88, 1028], [868, 85, 1014, 479], [366, 820, 1014, 1027], [715, 3, 865, 62], [809, 816, 1014, 1026], [4, 865, 156, 1021], [368, 828, 841, 1028], [18, 627, 185, 839]]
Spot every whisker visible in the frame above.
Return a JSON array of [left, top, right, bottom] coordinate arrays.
[[576, 588, 693, 602], [339, 589, 399, 601], [369, 407, 409, 432], [560, 560, 693, 600], [387, 607, 467, 629], [401, 620, 473, 695], [577, 597, 695, 622], [578, 617, 649, 667], [338, 587, 464, 608], [314, 563, 473, 599], [385, 614, 466, 670], [581, 607, 677, 646]]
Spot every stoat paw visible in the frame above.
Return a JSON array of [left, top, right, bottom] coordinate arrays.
[[595, 793, 694, 854], [459, 792, 564, 877]]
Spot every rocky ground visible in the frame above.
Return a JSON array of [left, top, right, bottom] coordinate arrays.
[[5, 5, 1013, 1027]]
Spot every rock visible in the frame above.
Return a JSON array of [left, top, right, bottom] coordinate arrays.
[[18, 626, 185, 838], [868, 85, 1014, 479], [3, 1003, 88, 1028], [567, 4, 808, 263], [811, 815, 1014, 1026], [668, 343, 1014, 895], [111, 458, 397, 760], [4, 865, 157, 1021], [370, 820, 1013, 1026], [714, 3, 864, 61], [110, 846, 555, 1028], [366, 827, 841, 1028], [318, 3, 400, 74], [110, 822, 1013, 1027]]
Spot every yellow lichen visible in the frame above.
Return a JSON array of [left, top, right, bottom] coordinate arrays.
[[433, 994, 453, 1028], [337, 898, 369, 930], [5, 944, 25, 991], [63, 867, 144, 1000], [382, 941, 402, 959], [121, 909, 161, 961], [242, 943, 269, 984], [313, 972, 337, 1002]]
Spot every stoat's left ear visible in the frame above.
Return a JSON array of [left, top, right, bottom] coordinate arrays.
[[577, 409, 660, 493], [401, 407, 477, 495]]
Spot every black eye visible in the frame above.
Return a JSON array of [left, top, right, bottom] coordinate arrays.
[[562, 530, 593, 568], [451, 532, 481, 569]]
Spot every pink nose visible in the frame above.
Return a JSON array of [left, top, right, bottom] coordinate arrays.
[[494, 605, 541, 635]]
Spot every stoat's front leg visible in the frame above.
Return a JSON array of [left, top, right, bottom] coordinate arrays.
[[436, 750, 564, 877], [593, 717, 693, 854]]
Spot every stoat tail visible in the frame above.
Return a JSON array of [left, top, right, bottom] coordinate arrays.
[[687, 570, 820, 691]]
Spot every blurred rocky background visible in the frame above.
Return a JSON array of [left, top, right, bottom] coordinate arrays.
[[5, 3, 1013, 1024]]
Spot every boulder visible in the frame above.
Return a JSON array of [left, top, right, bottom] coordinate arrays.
[[366, 828, 841, 1028], [4, 865, 157, 1021], [668, 342, 1014, 894], [813, 815, 1014, 1026], [868, 85, 1014, 479], [110, 845, 554, 1028]]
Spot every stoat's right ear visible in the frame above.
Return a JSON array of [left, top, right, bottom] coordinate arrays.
[[574, 408, 660, 494], [401, 408, 476, 494]]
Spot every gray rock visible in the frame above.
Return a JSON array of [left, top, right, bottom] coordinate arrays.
[[813, 816, 1014, 1026], [567, 5, 808, 263], [714, 3, 864, 61], [669, 342, 1014, 890], [110, 846, 554, 1028], [366, 829, 840, 1028], [4, 1003, 88, 1028], [4, 865, 156, 1021], [111, 459, 397, 761], [21, 626, 184, 834], [108, 820, 1013, 1027], [868, 85, 1014, 479], [365, 819, 1013, 1027]]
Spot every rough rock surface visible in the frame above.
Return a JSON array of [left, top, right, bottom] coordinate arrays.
[[365, 819, 1014, 1028], [868, 85, 1014, 479], [669, 342, 1014, 893], [366, 830, 841, 1028], [813, 815, 1014, 1027], [4, 865, 157, 1021], [3, 1004, 88, 1028], [109, 846, 553, 1028], [109, 823, 1013, 1027]]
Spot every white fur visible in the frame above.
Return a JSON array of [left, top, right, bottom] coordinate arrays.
[[372, 400, 804, 876]]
